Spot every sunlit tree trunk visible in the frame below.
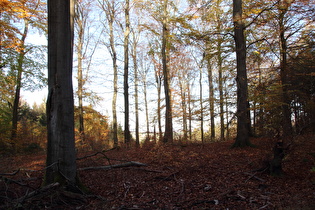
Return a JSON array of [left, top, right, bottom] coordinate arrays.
[[74, 1, 85, 143], [11, 19, 29, 143], [132, 32, 140, 147], [45, 0, 77, 185], [162, 0, 173, 143], [99, 0, 119, 147], [232, 0, 251, 147], [124, 0, 131, 144]]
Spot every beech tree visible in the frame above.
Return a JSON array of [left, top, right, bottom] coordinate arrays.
[[98, 0, 120, 147], [162, 0, 173, 143], [45, 0, 77, 185], [123, 0, 131, 144], [232, 0, 251, 147]]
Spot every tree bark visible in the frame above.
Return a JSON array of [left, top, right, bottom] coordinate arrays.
[[45, 0, 77, 185], [232, 0, 251, 147]]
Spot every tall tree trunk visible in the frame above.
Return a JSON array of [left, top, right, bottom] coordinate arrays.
[[124, 0, 131, 144], [187, 84, 192, 141], [217, 42, 225, 140], [75, 3, 85, 143], [11, 19, 29, 143], [143, 74, 150, 141], [215, 0, 225, 141], [162, 0, 173, 143], [278, 2, 293, 137], [199, 64, 204, 143], [179, 80, 188, 142], [206, 54, 215, 141], [155, 66, 163, 141], [225, 82, 230, 140], [132, 34, 140, 147], [45, 0, 77, 185], [232, 0, 251, 147], [109, 5, 119, 147]]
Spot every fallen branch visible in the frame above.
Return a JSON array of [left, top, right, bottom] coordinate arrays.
[[16, 182, 60, 203], [0, 169, 20, 176], [244, 172, 266, 182], [77, 147, 117, 161], [78, 161, 147, 171]]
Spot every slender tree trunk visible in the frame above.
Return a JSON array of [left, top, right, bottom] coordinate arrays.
[[217, 42, 225, 140], [124, 0, 131, 144], [215, 0, 225, 141], [225, 82, 230, 140], [162, 0, 173, 143], [206, 54, 215, 140], [132, 35, 140, 147], [109, 8, 119, 147], [155, 66, 163, 141], [232, 0, 251, 147], [187, 84, 192, 141], [11, 19, 29, 143], [143, 74, 150, 140], [179, 80, 188, 142], [45, 0, 77, 185], [199, 64, 204, 143], [75, 4, 85, 143]]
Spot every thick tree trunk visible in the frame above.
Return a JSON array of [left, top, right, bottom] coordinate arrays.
[[124, 0, 131, 144], [232, 0, 251, 147], [162, 0, 173, 143], [45, 0, 77, 185]]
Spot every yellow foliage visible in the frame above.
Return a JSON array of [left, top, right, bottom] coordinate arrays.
[[0, 0, 47, 51]]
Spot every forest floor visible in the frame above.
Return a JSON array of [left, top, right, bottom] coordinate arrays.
[[1, 135, 315, 209]]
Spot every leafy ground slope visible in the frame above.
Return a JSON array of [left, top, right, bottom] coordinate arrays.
[[1, 135, 315, 209]]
